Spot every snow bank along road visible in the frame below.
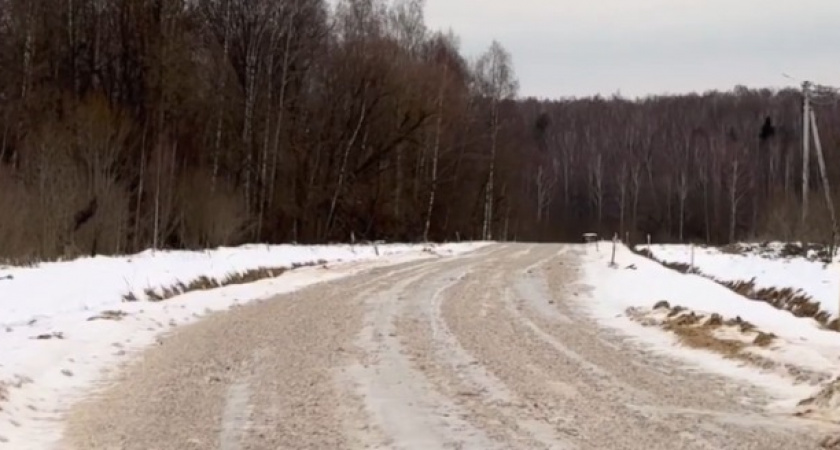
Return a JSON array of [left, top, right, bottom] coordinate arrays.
[[63, 244, 830, 449]]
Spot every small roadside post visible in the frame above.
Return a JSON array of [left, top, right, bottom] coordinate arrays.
[[583, 233, 599, 252], [690, 243, 695, 273]]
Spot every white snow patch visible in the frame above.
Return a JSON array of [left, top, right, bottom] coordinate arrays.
[[0, 242, 487, 449], [579, 242, 840, 407], [641, 243, 840, 318]]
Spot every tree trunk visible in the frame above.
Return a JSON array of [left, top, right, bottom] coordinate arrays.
[[153, 141, 162, 251], [618, 167, 628, 238], [631, 164, 641, 234], [211, 0, 231, 193], [729, 159, 739, 243], [133, 125, 148, 251], [423, 69, 446, 242], [482, 100, 499, 240], [268, 10, 296, 217], [325, 101, 367, 239], [678, 172, 687, 242]]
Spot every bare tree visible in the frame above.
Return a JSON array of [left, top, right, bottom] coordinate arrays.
[[473, 40, 518, 240], [1, 0, 838, 259]]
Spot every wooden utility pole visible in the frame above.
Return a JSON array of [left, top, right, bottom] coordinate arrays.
[[793, 78, 840, 314], [802, 81, 812, 227], [799, 79, 840, 254], [810, 109, 835, 216], [809, 108, 839, 251]]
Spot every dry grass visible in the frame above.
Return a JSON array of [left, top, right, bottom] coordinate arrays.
[[709, 242, 832, 261], [632, 303, 833, 386], [635, 246, 839, 332], [632, 248, 694, 273], [634, 304, 833, 386], [628, 304, 776, 365], [123, 260, 328, 303], [715, 277, 838, 329], [634, 248, 654, 259], [32, 331, 65, 340], [87, 310, 128, 322], [718, 243, 745, 255]]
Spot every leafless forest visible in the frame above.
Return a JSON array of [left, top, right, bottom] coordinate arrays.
[[0, 0, 837, 260]]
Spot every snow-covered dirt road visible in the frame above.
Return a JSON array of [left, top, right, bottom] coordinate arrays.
[[62, 244, 831, 449]]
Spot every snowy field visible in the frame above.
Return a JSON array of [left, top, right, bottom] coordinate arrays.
[[639, 243, 840, 318], [0, 242, 487, 447], [582, 242, 840, 414]]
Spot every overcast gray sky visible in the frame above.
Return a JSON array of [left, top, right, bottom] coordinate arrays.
[[424, 0, 840, 99]]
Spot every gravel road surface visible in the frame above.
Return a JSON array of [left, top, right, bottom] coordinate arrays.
[[63, 244, 830, 449]]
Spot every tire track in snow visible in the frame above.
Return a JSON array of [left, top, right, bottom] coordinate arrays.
[[219, 378, 252, 450]]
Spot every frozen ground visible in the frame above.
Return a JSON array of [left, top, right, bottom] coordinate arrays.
[[0, 242, 487, 447], [63, 244, 828, 450], [4, 240, 840, 449]]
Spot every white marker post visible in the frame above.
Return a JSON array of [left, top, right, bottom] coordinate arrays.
[[611, 233, 618, 267], [690, 244, 695, 272]]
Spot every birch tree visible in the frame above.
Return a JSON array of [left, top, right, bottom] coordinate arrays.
[[474, 40, 517, 240]]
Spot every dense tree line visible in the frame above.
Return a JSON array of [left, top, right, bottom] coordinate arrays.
[[0, 0, 837, 260], [0, 0, 531, 259], [524, 88, 840, 245]]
